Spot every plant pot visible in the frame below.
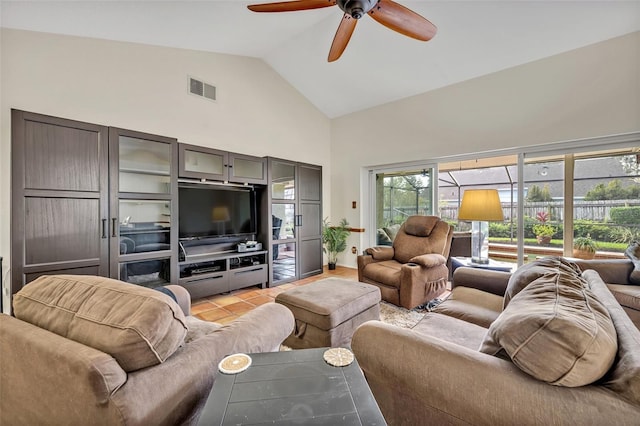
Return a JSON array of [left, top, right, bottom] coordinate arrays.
[[328, 262, 336, 270], [573, 249, 596, 260], [536, 235, 552, 245]]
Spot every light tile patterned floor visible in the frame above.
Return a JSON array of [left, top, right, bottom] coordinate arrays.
[[191, 266, 359, 324]]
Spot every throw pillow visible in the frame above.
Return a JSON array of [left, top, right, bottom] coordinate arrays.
[[13, 275, 187, 372], [625, 241, 640, 285], [383, 224, 401, 241], [479, 271, 617, 387], [376, 228, 392, 245], [503, 256, 582, 308]]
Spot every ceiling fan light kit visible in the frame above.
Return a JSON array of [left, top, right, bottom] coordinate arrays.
[[247, 0, 437, 62]]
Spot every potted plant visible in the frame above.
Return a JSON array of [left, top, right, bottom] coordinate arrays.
[[532, 211, 555, 245], [322, 218, 351, 270], [573, 235, 598, 260]]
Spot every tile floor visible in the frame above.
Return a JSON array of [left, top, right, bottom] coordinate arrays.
[[190, 266, 359, 324]]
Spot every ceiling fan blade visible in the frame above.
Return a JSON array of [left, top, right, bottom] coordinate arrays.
[[367, 0, 436, 41], [328, 14, 357, 62], [248, 0, 336, 13]]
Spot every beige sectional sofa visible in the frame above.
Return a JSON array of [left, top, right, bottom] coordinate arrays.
[[0, 275, 294, 425], [352, 257, 640, 425]]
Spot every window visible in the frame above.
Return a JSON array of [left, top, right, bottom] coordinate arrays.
[[367, 137, 639, 265], [371, 168, 434, 246]]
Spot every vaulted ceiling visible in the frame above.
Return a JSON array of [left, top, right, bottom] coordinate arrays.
[[2, 1, 639, 118]]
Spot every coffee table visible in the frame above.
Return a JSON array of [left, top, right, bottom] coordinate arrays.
[[197, 347, 386, 425]]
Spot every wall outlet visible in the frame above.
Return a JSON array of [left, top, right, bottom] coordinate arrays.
[[351, 246, 357, 254]]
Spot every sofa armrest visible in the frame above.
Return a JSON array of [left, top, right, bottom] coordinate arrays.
[[452, 266, 511, 296], [573, 259, 633, 285], [114, 303, 295, 425], [164, 284, 191, 316], [205, 302, 295, 353], [351, 321, 640, 425]]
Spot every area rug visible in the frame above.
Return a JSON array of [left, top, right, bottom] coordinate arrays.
[[379, 301, 425, 329], [379, 298, 445, 329]]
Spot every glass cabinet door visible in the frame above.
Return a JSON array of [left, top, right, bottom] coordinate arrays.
[[119, 136, 171, 194], [110, 127, 177, 284], [271, 161, 295, 200], [272, 202, 296, 283], [229, 153, 266, 184], [119, 258, 171, 287], [118, 200, 171, 255], [178, 144, 227, 181]]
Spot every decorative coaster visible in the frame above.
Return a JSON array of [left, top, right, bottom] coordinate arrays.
[[323, 348, 354, 367], [218, 353, 252, 374]]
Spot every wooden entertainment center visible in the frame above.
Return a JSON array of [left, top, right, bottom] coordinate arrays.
[[10, 110, 323, 300]]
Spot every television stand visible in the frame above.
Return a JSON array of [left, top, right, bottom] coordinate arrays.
[[178, 249, 268, 300]]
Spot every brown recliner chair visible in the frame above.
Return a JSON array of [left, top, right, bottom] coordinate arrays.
[[358, 215, 454, 309]]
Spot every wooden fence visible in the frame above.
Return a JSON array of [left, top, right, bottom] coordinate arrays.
[[439, 199, 640, 222]]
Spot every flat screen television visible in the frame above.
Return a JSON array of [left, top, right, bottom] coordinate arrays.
[[178, 185, 256, 240]]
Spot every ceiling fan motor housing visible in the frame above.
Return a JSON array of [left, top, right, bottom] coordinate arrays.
[[337, 0, 377, 19]]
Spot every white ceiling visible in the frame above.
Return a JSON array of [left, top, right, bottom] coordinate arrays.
[[2, 1, 639, 118]]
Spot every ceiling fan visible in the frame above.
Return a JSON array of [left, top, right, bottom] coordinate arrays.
[[247, 0, 437, 62]]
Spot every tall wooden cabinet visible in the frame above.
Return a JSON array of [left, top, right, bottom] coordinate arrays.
[[11, 110, 322, 296], [11, 110, 110, 293], [11, 110, 178, 295], [262, 158, 323, 286]]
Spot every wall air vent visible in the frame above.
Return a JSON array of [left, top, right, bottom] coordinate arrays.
[[188, 76, 216, 102]]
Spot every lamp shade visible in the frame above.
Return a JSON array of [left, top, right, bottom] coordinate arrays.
[[211, 206, 230, 222], [458, 189, 504, 221]]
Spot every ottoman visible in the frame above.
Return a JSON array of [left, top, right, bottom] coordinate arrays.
[[275, 278, 381, 349]]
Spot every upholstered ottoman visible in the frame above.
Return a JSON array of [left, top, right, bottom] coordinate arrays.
[[275, 278, 381, 349]]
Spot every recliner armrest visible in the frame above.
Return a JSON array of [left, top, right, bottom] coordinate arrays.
[[365, 246, 395, 260], [408, 253, 446, 267]]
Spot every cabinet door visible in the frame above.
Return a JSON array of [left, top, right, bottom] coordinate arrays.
[[271, 202, 297, 284], [271, 160, 296, 200], [178, 143, 228, 181], [11, 110, 109, 294], [298, 163, 323, 278], [109, 127, 178, 284], [228, 153, 267, 184]]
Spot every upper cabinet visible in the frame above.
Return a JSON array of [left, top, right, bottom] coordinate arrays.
[[178, 143, 267, 185]]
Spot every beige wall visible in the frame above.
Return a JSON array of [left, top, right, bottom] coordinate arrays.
[[331, 31, 640, 267], [0, 29, 331, 310], [2, 28, 639, 300]]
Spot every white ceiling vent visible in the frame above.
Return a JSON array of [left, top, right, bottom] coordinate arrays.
[[189, 76, 216, 102]]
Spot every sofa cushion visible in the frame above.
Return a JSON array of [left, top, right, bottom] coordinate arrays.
[[434, 286, 503, 328], [503, 256, 582, 308], [625, 241, 640, 285], [362, 260, 402, 288], [13, 275, 187, 372], [606, 283, 640, 311], [480, 270, 618, 387], [413, 312, 488, 351]]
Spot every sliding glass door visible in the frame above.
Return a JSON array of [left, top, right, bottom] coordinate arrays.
[[367, 139, 639, 266]]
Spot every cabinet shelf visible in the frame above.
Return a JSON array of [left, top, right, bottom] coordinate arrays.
[[179, 250, 267, 299], [120, 167, 171, 176]]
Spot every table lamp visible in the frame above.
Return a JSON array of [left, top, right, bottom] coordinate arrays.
[[458, 189, 504, 264]]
